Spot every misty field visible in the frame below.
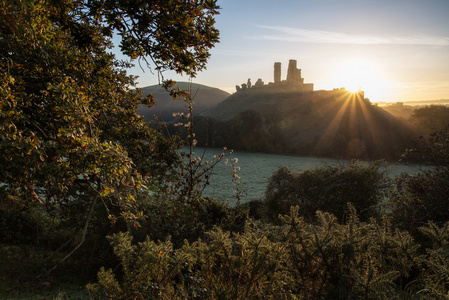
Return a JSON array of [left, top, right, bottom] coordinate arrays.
[[196, 147, 432, 204]]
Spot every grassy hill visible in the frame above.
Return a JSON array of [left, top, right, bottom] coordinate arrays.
[[137, 82, 230, 122], [196, 88, 414, 160]]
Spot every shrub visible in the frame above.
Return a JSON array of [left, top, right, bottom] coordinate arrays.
[[88, 224, 289, 299], [419, 221, 449, 299], [131, 194, 231, 248], [280, 206, 419, 299], [264, 162, 389, 223], [238, 198, 267, 221], [90, 206, 424, 299], [389, 168, 449, 236], [87, 232, 180, 299]]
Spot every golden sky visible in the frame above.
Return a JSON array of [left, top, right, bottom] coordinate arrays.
[[126, 0, 449, 102]]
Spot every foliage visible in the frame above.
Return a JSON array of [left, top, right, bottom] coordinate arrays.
[[0, 0, 219, 269], [264, 162, 389, 223], [132, 193, 231, 247], [419, 221, 449, 299], [389, 168, 449, 237], [174, 112, 286, 153], [401, 129, 449, 167], [194, 91, 413, 159], [409, 105, 449, 136], [238, 198, 267, 221], [391, 123, 449, 237], [227, 110, 284, 153], [89, 206, 432, 299], [403, 105, 449, 166], [131, 87, 246, 246], [281, 206, 419, 299], [87, 224, 288, 299]]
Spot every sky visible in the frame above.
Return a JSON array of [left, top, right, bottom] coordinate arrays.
[[124, 0, 449, 102]]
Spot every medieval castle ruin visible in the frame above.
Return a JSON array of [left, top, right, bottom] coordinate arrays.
[[236, 59, 314, 92]]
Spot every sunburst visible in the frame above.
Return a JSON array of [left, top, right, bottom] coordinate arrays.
[[325, 58, 391, 101], [314, 91, 387, 158]]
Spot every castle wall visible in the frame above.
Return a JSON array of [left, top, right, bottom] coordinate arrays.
[[237, 59, 315, 93], [302, 83, 313, 91]]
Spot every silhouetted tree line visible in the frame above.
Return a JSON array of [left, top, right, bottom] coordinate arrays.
[[171, 109, 412, 160]]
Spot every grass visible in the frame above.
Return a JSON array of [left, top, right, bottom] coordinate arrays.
[[0, 244, 90, 299], [0, 280, 89, 300]]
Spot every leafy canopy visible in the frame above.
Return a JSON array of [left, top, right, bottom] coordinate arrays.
[[0, 0, 219, 226]]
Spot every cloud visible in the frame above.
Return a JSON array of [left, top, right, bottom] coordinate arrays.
[[395, 80, 449, 90], [211, 48, 288, 59], [255, 25, 449, 46]]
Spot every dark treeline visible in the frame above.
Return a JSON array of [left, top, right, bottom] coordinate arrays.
[[166, 89, 421, 160], [165, 102, 449, 162]]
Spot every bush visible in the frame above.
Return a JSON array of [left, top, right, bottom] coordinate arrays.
[[264, 162, 389, 223], [238, 198, 267, 221], [89, 206, 425, 299], [0, 205, 41, 245], [280, 206, 419, 299], [88, 224, 288, 299], [132, 194, 231, 248], [389, 168, 449, 236], [419, 221, 449, 299]]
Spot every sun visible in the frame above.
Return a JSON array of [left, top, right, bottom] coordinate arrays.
[[339, 60, 365, 93], [325, 58, 391, 101]]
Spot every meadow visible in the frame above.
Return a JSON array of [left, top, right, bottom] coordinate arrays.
[[197, 147, 432, 204]]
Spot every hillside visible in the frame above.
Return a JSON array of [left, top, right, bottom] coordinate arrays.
[[196, 88, 414, 160], [137, 82, 230, 122]]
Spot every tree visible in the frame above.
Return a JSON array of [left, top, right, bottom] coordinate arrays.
[[390, 127, 449, 235], [410, 105, 449, 136], [0, 0, 219, 262], [388, 105, 449, 239], [402, 105, 449, 166]]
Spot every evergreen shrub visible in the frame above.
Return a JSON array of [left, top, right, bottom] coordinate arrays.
[[264, 162, 388, 223], [89, 206, 441, 299]]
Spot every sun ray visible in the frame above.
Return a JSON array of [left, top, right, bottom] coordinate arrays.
[[315, 92, 352, 153], [357, 95, 391, 157], [314, 90, 390, 158]]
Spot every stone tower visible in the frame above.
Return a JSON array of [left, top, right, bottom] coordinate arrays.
[[286, 59, 299, 83], [274, 62, 281, 84]]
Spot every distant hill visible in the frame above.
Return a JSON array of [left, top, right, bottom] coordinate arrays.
[[195, 88, 414, 160], [137, 82, 230, 122], [376, 101, 449, 122], [374, 99, 449, 107]]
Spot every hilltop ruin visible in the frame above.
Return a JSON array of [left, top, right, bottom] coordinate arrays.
[[236, 59, 314, 92]]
